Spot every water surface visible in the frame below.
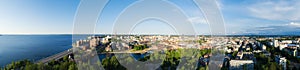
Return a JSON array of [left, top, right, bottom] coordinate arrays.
[[0, 35, 73, 67]]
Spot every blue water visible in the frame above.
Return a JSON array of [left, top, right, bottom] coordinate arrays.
[[131, 53, 150, 61], [0, 35, 148, 67], [0, 35, 77, 67]]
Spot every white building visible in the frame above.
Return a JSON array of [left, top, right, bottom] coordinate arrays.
[[274, 40, 279, 47], [275, 55, 287, 70], [262, 45, 267, 50], [281, 40, 293, 44], [229, 60, 254, 70], [279, 44, 287, 50]]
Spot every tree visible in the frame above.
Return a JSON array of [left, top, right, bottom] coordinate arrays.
[[160, 50, 181, 70], [24, 64, 37, 70], [198, 40, 204, 45], [59, 62, 69, 70], [43, 65, 52, 70], [101, 56, 126, 70], [269, 62, 277, 70], [199, 67, 206, 70], [37, 63, 45, 70], [63, 55, 69, 62], [232, 51, 238, 58], [133, 44, 147, 50], [68, 64, 77, 70]]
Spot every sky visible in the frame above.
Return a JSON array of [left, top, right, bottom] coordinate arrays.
[[0, 0, 300, 35]]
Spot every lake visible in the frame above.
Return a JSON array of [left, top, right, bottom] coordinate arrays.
[[0, 35, 77, 67], [0, 35, 151, 67]]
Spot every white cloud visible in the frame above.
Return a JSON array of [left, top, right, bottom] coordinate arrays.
[[248, 0, 300, 21], [287, 22, 300, 27], [243, 21, 300, 35], [257, 27, 275, 31], [187, 17, 207, 24]]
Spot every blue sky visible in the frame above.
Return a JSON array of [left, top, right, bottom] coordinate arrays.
[[1, 0, 300, 35]]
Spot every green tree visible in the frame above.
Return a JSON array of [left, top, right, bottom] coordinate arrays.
[[59, 62, 69, 70], [101, 56, 126, 70], [24, 64, 37, 70], [232, 51, 238, 58], [133, 44, 147, 50], [68, 64, 77, 70]]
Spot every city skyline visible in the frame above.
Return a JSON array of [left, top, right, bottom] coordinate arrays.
[[1, 0, 300, 35]]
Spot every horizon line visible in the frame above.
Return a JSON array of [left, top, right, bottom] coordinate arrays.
[[1, 33, 300, 36]]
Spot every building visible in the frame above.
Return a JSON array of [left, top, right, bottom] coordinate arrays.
[[279, 44, 287, 50], [275, 55, 287, 70], [278, 40, 298, 50], [281, 40, 293, 44], [262, 45, 266, 50], [274, 40, 279, 47], [230, 51, 255, 70], [236, 52, 243, 59], [287, 44, 299, 49], [75, 40, 82, 47], [105, 45, 112, 52], [284, 44, 299, 57], [89, 38, 99, 47], [229, 60, 254, 70], [199, 57, 210, 66]]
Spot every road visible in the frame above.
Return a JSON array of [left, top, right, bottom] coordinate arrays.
[[35, 48, 73, 64]]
